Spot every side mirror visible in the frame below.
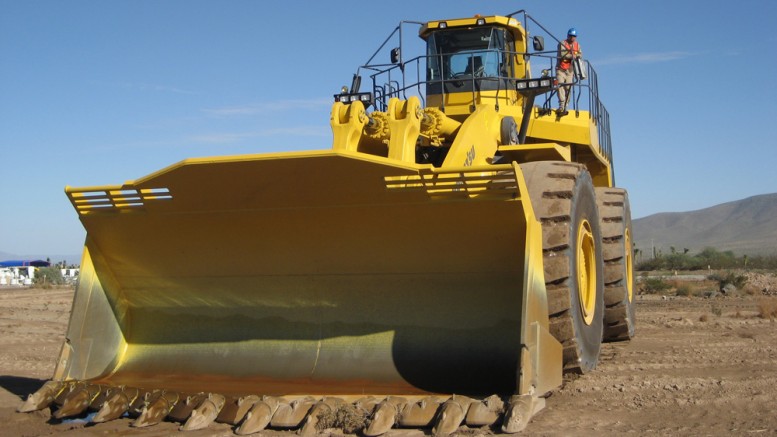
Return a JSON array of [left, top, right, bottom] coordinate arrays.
[[532, 36, 544, 52], [390, 47, 401, 64]]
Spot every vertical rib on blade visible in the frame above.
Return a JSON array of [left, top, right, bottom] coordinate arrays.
[[59, 150, 549, 397]]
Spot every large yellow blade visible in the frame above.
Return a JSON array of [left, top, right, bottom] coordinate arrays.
[[59, 150, 555, 397]]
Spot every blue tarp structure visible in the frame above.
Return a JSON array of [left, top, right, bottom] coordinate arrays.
[[0, 260, 51, 268]]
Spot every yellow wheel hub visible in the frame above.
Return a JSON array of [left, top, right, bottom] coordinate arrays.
[[625, 228, 634, 303], [577, 219, 597, 325]]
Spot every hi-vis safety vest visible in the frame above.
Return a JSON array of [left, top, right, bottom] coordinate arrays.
[[559, 40, 580, 71]]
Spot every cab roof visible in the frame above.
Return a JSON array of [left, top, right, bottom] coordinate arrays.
[[419, 15, 525, 38]]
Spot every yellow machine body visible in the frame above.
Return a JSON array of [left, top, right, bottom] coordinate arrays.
[[33, 11, 629, 434]]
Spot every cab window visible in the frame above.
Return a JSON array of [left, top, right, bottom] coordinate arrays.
[[426, 26, 512, 80]]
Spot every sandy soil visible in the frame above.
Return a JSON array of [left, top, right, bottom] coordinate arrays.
[[1, 285, 777, 436]]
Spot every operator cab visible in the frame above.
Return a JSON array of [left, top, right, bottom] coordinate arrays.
[[424, 24, 517, 95]]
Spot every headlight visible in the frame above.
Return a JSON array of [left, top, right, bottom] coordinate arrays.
[[334, 92, 374, 106], [515, 78, 553, 95]]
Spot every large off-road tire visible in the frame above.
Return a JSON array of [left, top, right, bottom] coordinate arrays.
[[521, 162, 604, 373], [596, 187, 636, 341]]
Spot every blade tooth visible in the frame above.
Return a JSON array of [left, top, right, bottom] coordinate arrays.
[[465, 394, 504, 426], [17, 381, 64, 413], [431, 395, 475, 437], [321, 396, 346, 409], [500, 394, 545, 434], [364, 396, 407, 436], [132, 391, 179, 428], [132, 403, 158, 427], [127, 388, 159, 417], [354, 396, 381, 415], [92, 386, 138, 423], [92, 392, 128, 423], [270, 396, 316, 428], [85, 383, 103, 404], [89, 385, 119, 410], [213, 396, 238, 425], [216, 394, 259, 425], [398, 396, 445, 427], [180, 393, 226, 431], [235, 396, 282, 435], [167, 393, 206, 422], [299, 399, 331, 437], [54, 381, 84, 406], [52, 386, 91, 419]]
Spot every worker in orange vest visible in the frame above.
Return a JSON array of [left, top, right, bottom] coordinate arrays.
[[556, 28, 582, 116]]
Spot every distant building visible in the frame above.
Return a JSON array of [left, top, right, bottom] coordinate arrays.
[[0, 260, 50, 268], [0, 259, 50, 286], [60, 268, 80, 284]]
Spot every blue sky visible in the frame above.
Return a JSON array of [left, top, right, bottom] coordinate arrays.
[[2, 0, 776, 258]]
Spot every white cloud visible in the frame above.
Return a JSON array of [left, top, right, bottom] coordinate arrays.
[[594, 51, 694, 66]]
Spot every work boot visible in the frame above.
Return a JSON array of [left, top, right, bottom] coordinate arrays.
[[556, 107, 568, 116]]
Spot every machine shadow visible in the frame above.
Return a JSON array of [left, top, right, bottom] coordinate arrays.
[[0, 375, 46, 399]]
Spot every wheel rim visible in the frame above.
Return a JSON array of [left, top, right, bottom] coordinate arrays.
[[625, 228, 634, 303], [577, 219, 597, 325]]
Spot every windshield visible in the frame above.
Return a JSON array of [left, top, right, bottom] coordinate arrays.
[[426, 26, 513, 80]]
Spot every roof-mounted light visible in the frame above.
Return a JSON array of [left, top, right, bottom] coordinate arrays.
[[333, 91, 374, 107], [439, 22, 447, 29], [476, 18, 486, 25], [514, 77, 553, 96]]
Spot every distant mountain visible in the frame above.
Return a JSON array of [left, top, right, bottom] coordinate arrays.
[[633, 193, 777, 256]]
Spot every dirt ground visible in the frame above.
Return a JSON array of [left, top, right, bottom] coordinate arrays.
[[1, 282, 777, 437]]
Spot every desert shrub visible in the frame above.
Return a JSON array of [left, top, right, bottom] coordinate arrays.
[[745, 255, 777, 269], [711, 303, 723, 317], [33, 266, 64, 286], [663, 253, 705, 271], [708, 271, 747, 291], [757, 298, 777, 319], [636, 257, 665, 272], [675, 284, 693, 297], [316, 404, 368, 433], [635, 247, 775, 272], [699, 314, 709, 322], [641, 277, 672, 294], [742, 284, 760, 296]]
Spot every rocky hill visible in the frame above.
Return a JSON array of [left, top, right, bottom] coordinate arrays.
[[633, 193, 777, 256]]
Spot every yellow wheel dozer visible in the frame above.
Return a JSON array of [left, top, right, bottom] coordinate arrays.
[[20, 11, 634, 435]]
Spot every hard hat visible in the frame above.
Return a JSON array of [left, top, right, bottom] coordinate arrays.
[[567, 28, 578, 37]]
